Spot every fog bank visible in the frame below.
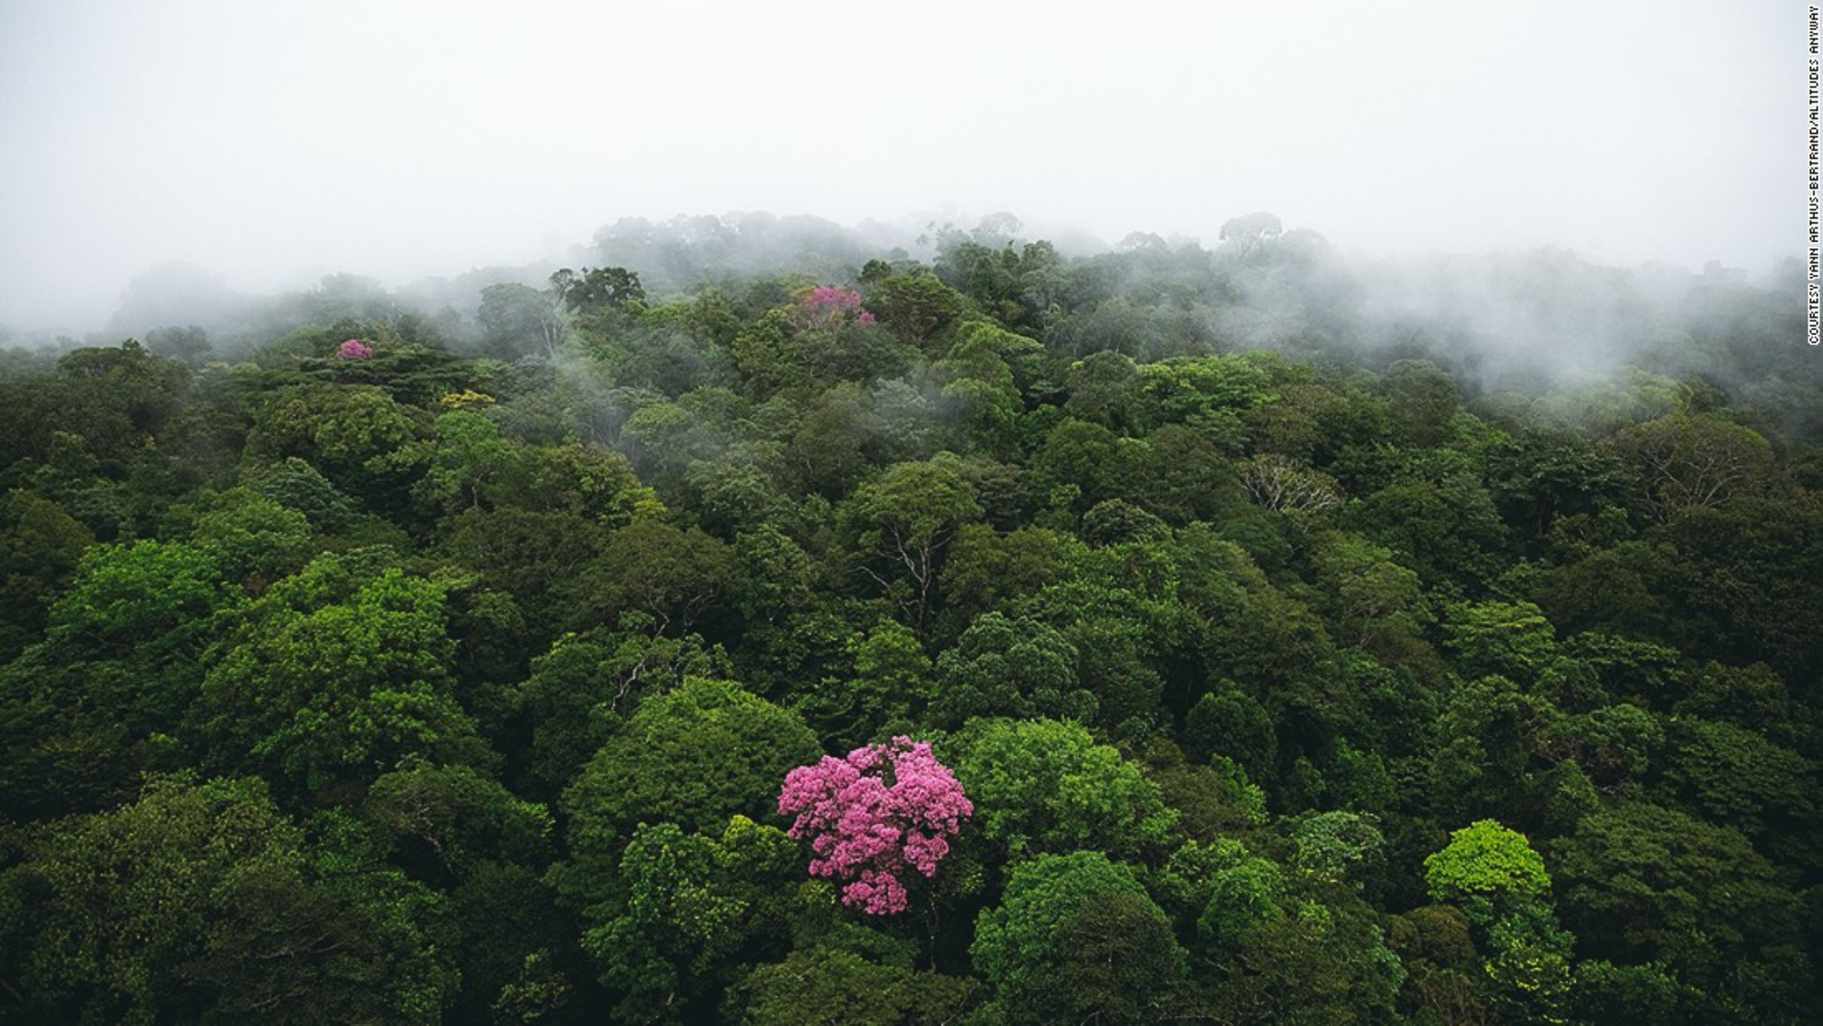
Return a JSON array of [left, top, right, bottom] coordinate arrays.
[[0, 0, 1798, 338]]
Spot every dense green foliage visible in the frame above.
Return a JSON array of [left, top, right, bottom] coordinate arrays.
[[1, 215, 1819, 1025]]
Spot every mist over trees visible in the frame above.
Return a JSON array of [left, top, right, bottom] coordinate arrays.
[[0, 209, 1818, 1026], [43, 211, 1813, 437]]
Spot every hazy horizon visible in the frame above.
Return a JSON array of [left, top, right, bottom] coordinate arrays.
[[0, 0, 1800, 336]]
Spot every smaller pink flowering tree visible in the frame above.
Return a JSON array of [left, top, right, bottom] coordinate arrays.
[[336, 338, 374, 360], [777, 736, 972, 915], [794, 285, 876, 329]]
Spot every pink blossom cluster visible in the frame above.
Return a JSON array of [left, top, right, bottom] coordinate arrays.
[[777, 736, 972, 915], [336, 339, 374, 360], [796, 286, 877, 328]]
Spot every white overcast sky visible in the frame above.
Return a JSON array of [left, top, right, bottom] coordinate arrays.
[[0, 0, 1800, 333]]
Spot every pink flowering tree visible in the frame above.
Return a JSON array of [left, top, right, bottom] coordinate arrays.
[[336, 338, 374, 360], [777, 736, 972, 915], [794, 285, 876, 329]]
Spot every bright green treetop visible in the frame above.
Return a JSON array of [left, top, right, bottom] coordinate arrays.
[[1424, 819, 1551, 910]]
